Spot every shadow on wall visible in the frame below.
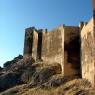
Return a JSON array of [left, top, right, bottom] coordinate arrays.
[[37, 32, 42, 60], [24, 31, 33, 56], [64, 36, 81, 76]]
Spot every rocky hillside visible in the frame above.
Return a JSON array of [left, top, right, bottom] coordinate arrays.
[[0, 55, 95, 95]]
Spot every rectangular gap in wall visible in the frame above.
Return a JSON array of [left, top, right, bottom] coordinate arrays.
[[37, 32, 42, 59]]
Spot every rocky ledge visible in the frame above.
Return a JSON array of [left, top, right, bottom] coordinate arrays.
[[0, 55, 94, 95]]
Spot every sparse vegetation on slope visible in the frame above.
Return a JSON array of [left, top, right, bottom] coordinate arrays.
[[0, 56, 95, 95]]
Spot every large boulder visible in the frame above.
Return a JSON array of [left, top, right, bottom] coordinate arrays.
[[0, 56, 35, 92], [27, 64, 61, 88]]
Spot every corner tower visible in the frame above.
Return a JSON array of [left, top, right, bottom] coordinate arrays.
[[23, 27, 38, 60]]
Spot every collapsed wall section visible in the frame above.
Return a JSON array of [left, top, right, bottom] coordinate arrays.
[[47, 26, 64, 62], [93, 0, 95, 88], [64, 26, 80, 76], [81, 18, 95, 87]]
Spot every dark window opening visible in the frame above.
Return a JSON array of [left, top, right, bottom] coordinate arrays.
[[65, 36, 80, 67]]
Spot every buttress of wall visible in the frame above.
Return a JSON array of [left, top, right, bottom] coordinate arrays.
[[64, 26, 80, 76], [23, 27, 38, 60], [41, 26, 64, 73], [24, 28, 34, 56], [41, 30, 48, 60], [32, 30, 38, 60], [81, 18, 95, 87]]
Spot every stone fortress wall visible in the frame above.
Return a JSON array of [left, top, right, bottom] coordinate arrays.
[[80, 0, 95, 88], [24, 25, 81, 77], [23, 0, 95, 89], [81, 18, 95, 88], [23, 18, 95, 88]]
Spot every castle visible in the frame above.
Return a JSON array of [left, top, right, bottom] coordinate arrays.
[[23, 0, 95, 88]]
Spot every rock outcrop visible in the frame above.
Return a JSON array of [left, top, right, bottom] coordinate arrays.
[[0, 56, 94, 95], [0, 56, 61, 92]]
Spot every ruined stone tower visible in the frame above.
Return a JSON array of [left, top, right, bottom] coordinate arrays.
[[24, 25, 81, 76]]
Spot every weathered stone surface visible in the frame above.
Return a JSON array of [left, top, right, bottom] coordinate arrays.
[[23, 25, 80, 77], [24, 27, 38, 59], [81, 18, 95, 88], [79, 1, 95, 89]]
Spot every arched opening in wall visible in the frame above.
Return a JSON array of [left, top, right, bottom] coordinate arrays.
[[37, 32, 42, 60]]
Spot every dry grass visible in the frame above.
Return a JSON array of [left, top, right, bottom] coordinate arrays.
[[22, 79, 95, 95], [1, 79, 95, 95]]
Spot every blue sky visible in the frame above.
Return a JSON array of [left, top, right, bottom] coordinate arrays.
[[0, 0, 92, 67]]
